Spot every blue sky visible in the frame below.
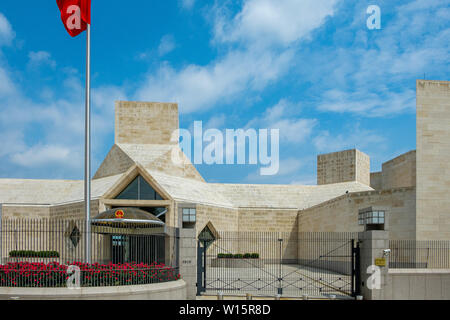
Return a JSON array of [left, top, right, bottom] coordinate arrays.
[[0, 0, 448, 184]]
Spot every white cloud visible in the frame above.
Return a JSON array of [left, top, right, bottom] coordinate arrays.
[[28, 51, 56, 69], [246, 99, 317, 144], [301, 0, 450, 117], [136, 0, 338, 113], [313, 126, 385, 154], [215, 0, 337, 47], [11, 145, 72, 168], [0, 12, 14, 46], [317, 89, 416, 117], [0, 67, 16, 96], [0, 67, 126, 177], [180, 0, 196, 10], [204, 114, 227, 129], [243, 156, 315, 184], [136, 48, 294, 112], [158, 35, 176, 56]]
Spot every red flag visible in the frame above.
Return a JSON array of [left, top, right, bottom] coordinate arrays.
[[56, 0, 91, 37]]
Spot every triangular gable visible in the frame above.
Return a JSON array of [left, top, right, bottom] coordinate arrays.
[[117, 143, 205, 182], [116, 175, 164, 200], [93, 144, 134, 179], [198, 221, 220, 241], [102, 164, 172, 201]]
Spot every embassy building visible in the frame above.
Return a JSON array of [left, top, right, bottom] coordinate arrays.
[[0, 79, 449, 247]]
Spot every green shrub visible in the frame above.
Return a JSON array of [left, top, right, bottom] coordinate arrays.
[[243, 253, 251, 259], [233, 254, 243, 259], [251, 253, 259, 259], [9, 250, 60, 258]]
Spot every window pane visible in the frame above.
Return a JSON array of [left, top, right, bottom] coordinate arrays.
[[139, 176, 156, 200], [116, 177, 139, 200], [115, 175, 164, 200]]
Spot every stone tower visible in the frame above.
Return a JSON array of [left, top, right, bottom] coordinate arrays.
[[317, 149, 370, 186]]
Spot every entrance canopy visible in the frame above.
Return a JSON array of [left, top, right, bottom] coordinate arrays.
[[91, 207, 165, 235]]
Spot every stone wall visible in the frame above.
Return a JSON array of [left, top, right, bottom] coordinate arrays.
[[416, 80, 450, 240], [195, 204, 239, 234], [383, 269, 450, 300], [373, 151, 416, 190], [1, 205, 50, 218], [49, 200, 99, 219], [298, 188, 416, 240], [317, 149, 370, 186], [115, 101, 179, 145], [370, 172, 382, 190]]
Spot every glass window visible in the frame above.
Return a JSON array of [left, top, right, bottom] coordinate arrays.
[[116, 175, 163, 200], [359, 210, 385, 225], [182, 208, 196, 222]]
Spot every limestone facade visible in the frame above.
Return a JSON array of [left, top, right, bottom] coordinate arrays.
[[317, 149, 370, 186], [298, 187, 416, 240], [370, 150, 416, 190], [0, 79, 449, 245], [115, 101, 179, 145], [416, 80, 450, 240]]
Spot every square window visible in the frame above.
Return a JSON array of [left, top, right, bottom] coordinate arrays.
[[182, 208, 196, 223]]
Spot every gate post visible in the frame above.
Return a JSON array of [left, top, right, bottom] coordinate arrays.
[[203, 240, 207, 291], [196, 240, 205, 296], [355, 241, 361, 296], [278, 236, 283, 296], [358, 230, 389, 300], [179, 228, 197, 300], [352, 240, 361, 297]]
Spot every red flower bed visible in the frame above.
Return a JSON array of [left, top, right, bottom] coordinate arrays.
[[0, 261, 180, 288]]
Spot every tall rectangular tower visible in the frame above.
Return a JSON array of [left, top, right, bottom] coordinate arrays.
[[416, 80, 450, 240], [317, 149, 370, 185], [115, 101, 179, 145]]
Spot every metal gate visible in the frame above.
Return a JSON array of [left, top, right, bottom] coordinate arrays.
[[197, 232, 360, 299]]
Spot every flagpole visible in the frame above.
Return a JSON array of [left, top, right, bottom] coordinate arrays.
[[85, 23, 91, 264]]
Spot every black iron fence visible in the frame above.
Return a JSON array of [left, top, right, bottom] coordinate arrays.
[[0, 218, 180, 287], [198, 231, 359, 298], [389, 240, 450, 268]]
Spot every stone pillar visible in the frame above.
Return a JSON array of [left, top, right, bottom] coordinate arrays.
[[358, 230, 389, 300], [178, 228, 197, 300]]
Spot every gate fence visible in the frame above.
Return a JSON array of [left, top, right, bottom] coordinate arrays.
[[197, 231, 360, 298], [0, 218, 180, 287], [389, 240, 450, 268]]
